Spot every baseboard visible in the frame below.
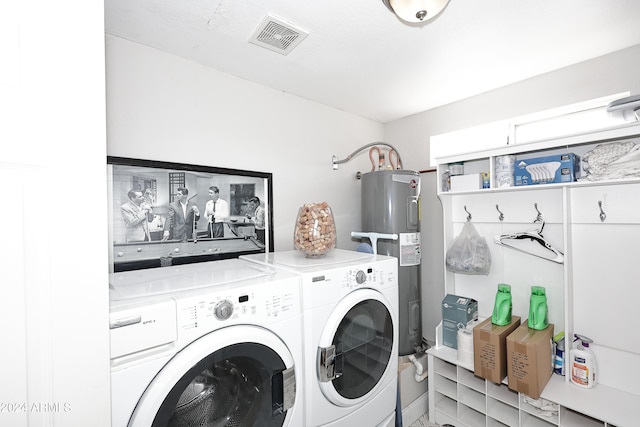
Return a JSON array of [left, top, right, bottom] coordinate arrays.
[[401, 391, 429, 426]]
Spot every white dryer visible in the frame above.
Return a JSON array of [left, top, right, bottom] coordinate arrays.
[[109, 259, 304, 427], [242, 249, 398, 427]]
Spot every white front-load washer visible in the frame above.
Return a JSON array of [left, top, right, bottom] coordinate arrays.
[[242, 249, 399, 427], [109, 259, 304, 427]]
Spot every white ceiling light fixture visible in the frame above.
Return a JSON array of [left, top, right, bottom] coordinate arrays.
[[382, 0, 450, 24]]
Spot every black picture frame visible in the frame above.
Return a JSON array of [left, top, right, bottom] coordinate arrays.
[[107, 156, 273, 272]]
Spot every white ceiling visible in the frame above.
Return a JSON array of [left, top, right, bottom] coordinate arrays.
[[104, 0, 640, 123]]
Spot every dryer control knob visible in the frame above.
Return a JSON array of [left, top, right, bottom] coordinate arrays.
[[214, 300, 234, 320], [355, 270, 367, 284]]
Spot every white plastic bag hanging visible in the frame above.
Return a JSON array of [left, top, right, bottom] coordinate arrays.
[[446, 220, 491, 275]]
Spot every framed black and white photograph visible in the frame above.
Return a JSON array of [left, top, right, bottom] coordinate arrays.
[[107, 156, 273, 272]]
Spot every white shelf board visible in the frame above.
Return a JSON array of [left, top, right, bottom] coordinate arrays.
[[435, 121, 640, 165], [541, 375, 638, 427], [487, 398, 519, 426], [438, 176, 640, 197], [428, 345, 460, 365], [426, 345, 481, 375]]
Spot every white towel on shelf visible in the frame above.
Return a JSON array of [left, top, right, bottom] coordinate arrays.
[[523, 396, 559, 417], [581, 140, 640, 181]]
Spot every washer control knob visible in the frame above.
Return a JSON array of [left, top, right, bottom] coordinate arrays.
[[355, 270, 367, 284], [214, 300, 234, 320]]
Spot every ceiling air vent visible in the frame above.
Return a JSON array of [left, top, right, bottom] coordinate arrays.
[[249, 15, 308, 55]]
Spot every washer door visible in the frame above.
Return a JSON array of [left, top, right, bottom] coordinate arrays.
[[129, 325, 297, 427], [317, 288, 395, 407]]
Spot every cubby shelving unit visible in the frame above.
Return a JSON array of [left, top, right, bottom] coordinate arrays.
[[428, 344, 625, 427], [429, 117, 640, 427]]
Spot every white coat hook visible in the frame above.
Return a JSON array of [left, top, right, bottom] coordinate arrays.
[[496, 204, 504, 221], [534, 203, 543, 222], [464, 205, 472, 221], [598, 201, 606, 222]]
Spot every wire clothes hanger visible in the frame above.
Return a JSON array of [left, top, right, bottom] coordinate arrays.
[[493, 203, 564, 264]]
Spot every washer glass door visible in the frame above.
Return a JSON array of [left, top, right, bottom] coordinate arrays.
[[130, 326, 296, 427], [318, 289, 394, 404]]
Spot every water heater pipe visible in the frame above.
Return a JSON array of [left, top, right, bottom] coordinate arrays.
[[408, 353, 428, 383], [332, 142, 403, 170]]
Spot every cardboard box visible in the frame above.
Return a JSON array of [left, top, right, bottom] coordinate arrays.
[[450, 173, 483, 191], [506, 321, 555, 399], [473, 316, 522, 384], [514, 153, 580, 186], [441, 294, 478, 349]]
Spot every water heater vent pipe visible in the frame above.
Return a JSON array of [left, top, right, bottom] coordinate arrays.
[[332, 142, 403, 170]]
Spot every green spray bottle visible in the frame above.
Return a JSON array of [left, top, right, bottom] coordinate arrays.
[[528, 286, 548, 330], [491, 283, 512, 326]]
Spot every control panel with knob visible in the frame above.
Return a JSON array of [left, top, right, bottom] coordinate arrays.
[[214, 299, 234, 320], [355, 270, 368, 284]]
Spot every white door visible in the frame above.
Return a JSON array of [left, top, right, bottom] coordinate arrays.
[[129, 325, 296, 427], [317, 289, 395, 407]]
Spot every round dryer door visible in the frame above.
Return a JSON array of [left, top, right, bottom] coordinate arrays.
[[317, 288, 395, 407], [129, 325, 297, 427]]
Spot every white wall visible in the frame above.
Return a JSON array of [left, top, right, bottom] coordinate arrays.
[[106, 35, 384, 252], [385, 44, 640, 343], [0, 1, 110, 426], [106, 36, 640, 348]]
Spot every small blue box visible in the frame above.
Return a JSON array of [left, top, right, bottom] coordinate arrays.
[[442, 294, 478, 349], [514, 153, 580, 186]]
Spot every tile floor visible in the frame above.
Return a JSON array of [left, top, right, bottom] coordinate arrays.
[[407, 413, 441, 427]]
